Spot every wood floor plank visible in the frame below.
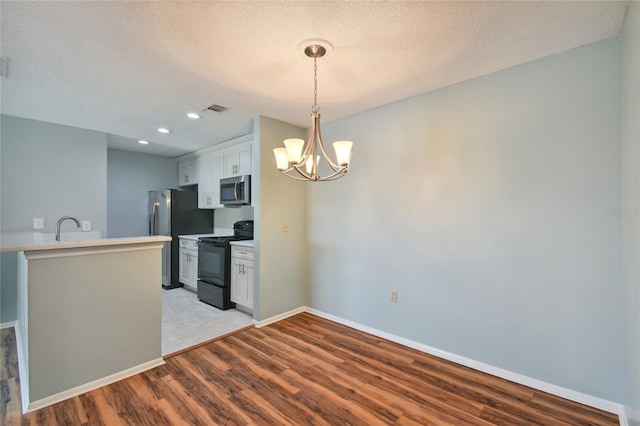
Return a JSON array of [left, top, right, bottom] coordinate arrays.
[[158, 375, 213, 426], [160, 360, 233, 425], [0, 328, 19, 381], [51, 398, 85, 425], [338, 360, 488, 422], [77, 392, 107, 426], [0, 377, 21, 426], [2, 315, 620, 425], [90, 387, 126, 426], [228, 387, 295, 426], [169, 354, 254, 426]]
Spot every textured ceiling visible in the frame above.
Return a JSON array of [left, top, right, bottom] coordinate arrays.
[[0, 1, 629, 157]]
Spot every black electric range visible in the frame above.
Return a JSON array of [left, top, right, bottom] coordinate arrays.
[[197, 220, 253, 310]]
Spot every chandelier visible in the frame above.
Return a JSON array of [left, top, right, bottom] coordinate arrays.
[[273, 40, 353, 182]]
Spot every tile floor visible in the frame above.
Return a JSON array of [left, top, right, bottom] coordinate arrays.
[[162, 287, 253, 355]]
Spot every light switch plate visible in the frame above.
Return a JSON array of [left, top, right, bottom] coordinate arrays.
[[82, 221, 91, 231], [33, 218, 44, 229]]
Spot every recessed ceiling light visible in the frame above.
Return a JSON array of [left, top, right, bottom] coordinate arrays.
[[187, 112, 201, 119], [157, 127, 171, 134], [138, 140, 149, 145]]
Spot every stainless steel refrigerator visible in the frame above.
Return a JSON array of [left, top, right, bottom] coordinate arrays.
[[149, 189, 213, 289]]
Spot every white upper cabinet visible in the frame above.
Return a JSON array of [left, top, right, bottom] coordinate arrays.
[[223, 142, 252, 177], [176, 134, 253, 210], [198, 152, 223, 209], [178, 159, 198, 186]]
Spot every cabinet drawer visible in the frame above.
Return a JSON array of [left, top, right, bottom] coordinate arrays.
[[231, 246, 254, 260]]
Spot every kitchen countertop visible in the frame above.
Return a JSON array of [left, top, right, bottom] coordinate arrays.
[[0, 231, 171, 253], [230, 240, 254, 248]]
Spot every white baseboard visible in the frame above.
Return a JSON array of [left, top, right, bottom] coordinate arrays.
[[302, 307, 628, 426], [0, 320, 17, 329], [26, 358, 165, 413], [253, 306, 307, 328]]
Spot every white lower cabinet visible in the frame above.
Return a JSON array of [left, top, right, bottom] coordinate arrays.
[[230, 245, 254, 310], [178, 239, 199, 291]]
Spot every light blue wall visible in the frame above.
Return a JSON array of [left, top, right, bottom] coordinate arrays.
[[107, 149, 178, 238], [0, 115, 108, 323], [621, 2, 640, 424], [308, 38, 623, 401], [0, 116, 107, 233]]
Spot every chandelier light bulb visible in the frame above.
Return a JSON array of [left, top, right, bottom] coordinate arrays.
[[274, 148, 289, 171], [284, 138, 304, 164], [333, 141, 353, 166]]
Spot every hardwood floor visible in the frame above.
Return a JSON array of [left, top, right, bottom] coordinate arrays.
[[1, 327, 22, 426], [1, 313, 619, 425]]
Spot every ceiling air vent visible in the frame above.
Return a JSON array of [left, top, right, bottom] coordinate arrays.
[[204, 104, 227, 114]]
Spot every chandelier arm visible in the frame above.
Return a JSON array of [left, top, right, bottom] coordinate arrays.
[[316, 167, 348, 181], [292, 164, 315, 180], [278, 162, 317, 181], [280, 169, 317, 181], [315, 122, 342, 172], [279, 166, 346, 182]]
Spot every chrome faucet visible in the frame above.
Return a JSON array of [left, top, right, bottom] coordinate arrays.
[[56, 216, 81, 241]]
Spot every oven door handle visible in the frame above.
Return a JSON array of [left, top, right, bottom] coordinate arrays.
[[234, 182, 239, 201]]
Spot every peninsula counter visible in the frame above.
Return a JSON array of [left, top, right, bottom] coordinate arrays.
[[1, 233, 171, 412]]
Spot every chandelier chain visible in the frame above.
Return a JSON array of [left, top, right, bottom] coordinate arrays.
[[312, 57, 319, 113]]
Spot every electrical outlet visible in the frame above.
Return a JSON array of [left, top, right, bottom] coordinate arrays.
[[390, 290, 398, 303], [282, 223, 289, 233], [33, 218, 44, 229], [82, 221, 91, 231]]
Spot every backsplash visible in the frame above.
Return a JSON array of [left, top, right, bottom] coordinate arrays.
[[214, 206, 254, 229]]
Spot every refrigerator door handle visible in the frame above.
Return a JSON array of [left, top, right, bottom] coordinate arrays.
[[151, 202, 159, 235]]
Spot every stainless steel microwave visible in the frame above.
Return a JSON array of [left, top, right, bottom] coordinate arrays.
[[220, 175, 251, 205]]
